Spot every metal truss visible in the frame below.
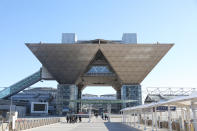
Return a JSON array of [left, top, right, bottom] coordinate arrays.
[[146, 87, 196, 96]]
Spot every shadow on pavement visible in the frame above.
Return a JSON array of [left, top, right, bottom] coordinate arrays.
[[104, 122, 141, 131]]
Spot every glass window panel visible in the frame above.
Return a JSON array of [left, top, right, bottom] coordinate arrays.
[[86, 66, 112, 74]]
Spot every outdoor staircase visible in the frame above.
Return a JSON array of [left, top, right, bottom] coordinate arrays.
[[0, 69, 42, 99]]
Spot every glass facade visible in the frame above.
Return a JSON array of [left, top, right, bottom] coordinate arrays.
[[86, 66, 112, 74], [121, 84, 142, 108], [56, 84, 78, 114]]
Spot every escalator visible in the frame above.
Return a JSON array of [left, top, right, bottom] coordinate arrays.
[[0, 69, 42, 99]]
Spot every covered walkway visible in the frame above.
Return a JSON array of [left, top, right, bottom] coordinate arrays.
[[121, 92, 197, 131]]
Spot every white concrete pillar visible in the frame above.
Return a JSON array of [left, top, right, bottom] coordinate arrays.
[[144, 110, 147, 130], [123, 111, 125, 123], [186, 107, 191, 131], [154, 107, 158, 131], [158, 112, 162, 129], [127, 112, 129, 125], [130, 111, 132, 127], [88, 104, 92, 123], [191, 102, 197, 131], [134, 111, 136, 127], [12, 112, 18, 130], [168, 105, 172, 131], [125, 112, 127, 124], [155, 107, 158, 131], [138, 110, 141, 128], [122, 111, 124, 123], [180, 107, 185, 131], [133, 111, 135, 127], [107, 104, 111, 122], [121, 111, 123, 123]]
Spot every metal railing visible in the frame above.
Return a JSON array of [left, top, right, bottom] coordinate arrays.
[[15, 117, 60, 130]]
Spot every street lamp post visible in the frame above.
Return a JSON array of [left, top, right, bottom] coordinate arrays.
[[9, 95, 13, 130]]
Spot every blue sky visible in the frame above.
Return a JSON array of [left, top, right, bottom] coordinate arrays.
[[0, 0, 197, 96]]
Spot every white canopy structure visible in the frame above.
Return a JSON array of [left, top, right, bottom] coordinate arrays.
[[121, 92, 197, 131]]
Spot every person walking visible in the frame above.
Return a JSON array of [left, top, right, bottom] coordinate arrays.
[[66, 115, 69, 123], [79, 116, 82, 122], [105, 114, 107, 120], [75, 115, 78, 123], [69, 116, 72, 123]]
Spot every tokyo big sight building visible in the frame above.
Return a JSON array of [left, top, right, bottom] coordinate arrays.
[[0, 33, 173, 114]]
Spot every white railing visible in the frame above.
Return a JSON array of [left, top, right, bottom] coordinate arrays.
[[14, 117, 61, 130]]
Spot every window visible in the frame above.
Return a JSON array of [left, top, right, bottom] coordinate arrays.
[[86, 66, 112, 74]]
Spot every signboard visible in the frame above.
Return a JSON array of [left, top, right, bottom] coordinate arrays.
[[31, 102, 48, 114], [156, 106, 176, 111]]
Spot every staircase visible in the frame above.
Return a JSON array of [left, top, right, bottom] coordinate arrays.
[[0, 69, 42, 99]]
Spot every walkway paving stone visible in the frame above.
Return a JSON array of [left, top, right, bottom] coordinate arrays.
[[25, 116, 141, 131]]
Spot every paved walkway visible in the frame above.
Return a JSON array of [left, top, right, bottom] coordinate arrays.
[[25, 117, 140, 131]]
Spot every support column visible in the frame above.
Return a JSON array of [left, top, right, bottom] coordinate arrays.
[[56, 84, 78, 115], [186, 107, 191, 131], [121, 111, 123, 123], [88, 104, 92, 123], [158, 112, 162, 129], [191, 102, 197, 131], [117, 89, 121, 99], [77, 88, 82, 113], [138, 110, 141, 128], [123, 111, 125, 123], [116, 89, 122, 112], [168, 105, 172, 131], [134, 111, 136, 127], [107, 104, 111, 122], [180, 107, 185, 131], [129, 111, 131, 126], [121, 84, 142, 108], [144, 110, 147, 130]]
